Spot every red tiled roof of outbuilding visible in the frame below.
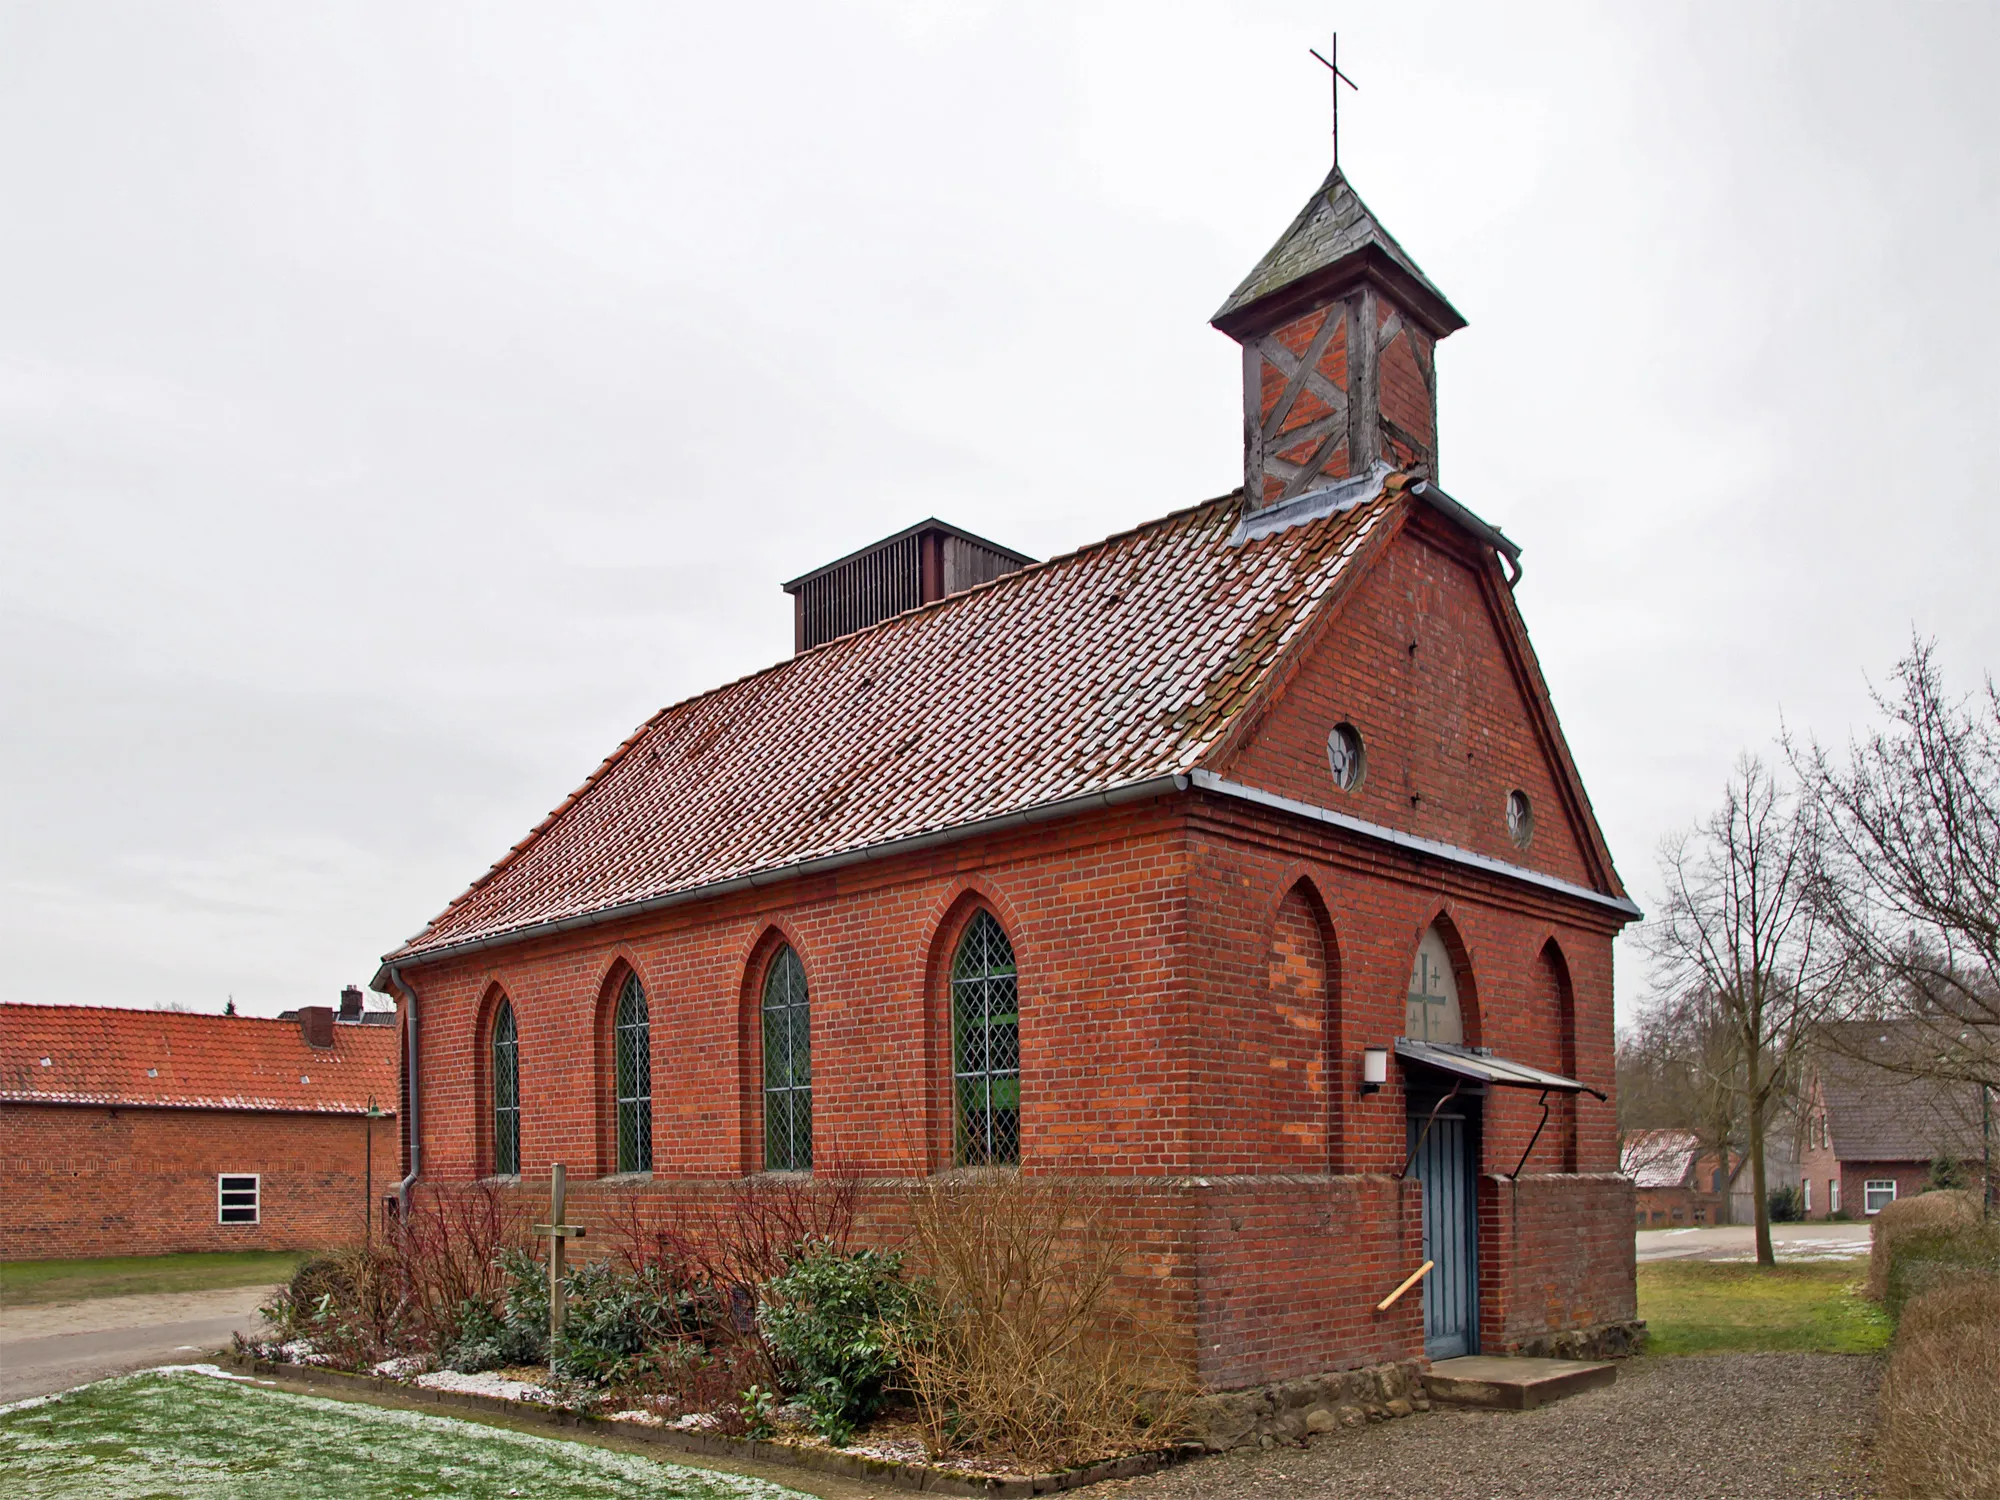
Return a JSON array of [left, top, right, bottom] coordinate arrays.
[[0, 1003, 397, 1115]]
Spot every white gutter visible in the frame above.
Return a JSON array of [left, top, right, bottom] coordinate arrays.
[[371, 764, 1636, 1002], [1187, 770, 1641, 920]]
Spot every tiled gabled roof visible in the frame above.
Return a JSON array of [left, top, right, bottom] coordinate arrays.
[[1817, 1021, 1992, 1162], [390, 482, 1409, 962], [0, 1003, 397, 1115], [1620, 1129, 1697, 1189]]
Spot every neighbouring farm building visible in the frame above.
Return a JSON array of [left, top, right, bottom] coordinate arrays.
[[373, 163, 1644, 1392], [1798, 1021, 1994, 1219], [0, 994, 398, 1259]]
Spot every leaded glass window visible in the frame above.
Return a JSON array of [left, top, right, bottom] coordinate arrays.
[[953, 911, 1019, 1165], [491, 998, 520, 1177], [614, 973, 653, 1174], [762, 946, 812, 1171]]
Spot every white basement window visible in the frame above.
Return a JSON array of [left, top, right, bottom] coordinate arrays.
[[1864, 1178, 1897, 1216], [218, 1174, 260, 1225]]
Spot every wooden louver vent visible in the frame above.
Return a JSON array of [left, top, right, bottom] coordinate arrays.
[[784, 521, 1032, 652]]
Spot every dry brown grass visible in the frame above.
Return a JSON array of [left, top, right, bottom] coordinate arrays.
[[1877, 1275, 2000, 1499], [892, 1172, 1193, 1472], [1866, 1190, 1978, 1302]]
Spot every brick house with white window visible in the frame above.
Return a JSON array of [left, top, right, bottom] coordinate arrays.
[[0, 996, 398, 1259], [1798, 1021, 1994, 1219], [374, 161, 1644, 1392]]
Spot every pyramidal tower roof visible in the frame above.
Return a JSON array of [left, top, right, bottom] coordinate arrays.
[[1212, 166, 1465, 337]]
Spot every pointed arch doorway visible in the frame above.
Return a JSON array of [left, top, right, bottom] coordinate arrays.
[[1403, 925, 1479, 1359]]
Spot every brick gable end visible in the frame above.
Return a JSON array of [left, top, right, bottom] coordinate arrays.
[[1217, 519, 1604, 891]]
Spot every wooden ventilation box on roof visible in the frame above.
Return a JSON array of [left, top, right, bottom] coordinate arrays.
[[784, 519, 1033, 651]]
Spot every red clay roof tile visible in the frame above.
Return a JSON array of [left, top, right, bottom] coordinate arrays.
[[391, 485, 1406, 961], [0, 1003, 397, 1115]]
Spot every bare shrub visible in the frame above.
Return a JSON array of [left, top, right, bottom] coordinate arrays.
[[260, 1182, 529, 1366], [387, 1181, 532, 1351], [1866, 1190, 1979, 1303], [1878, 1275, 2000, 1499], [893, 1172, 1192, 1472]]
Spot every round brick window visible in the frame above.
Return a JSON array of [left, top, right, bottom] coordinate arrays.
[[1507, 789, 1534, 848], [1327, 723, 1366, 792]]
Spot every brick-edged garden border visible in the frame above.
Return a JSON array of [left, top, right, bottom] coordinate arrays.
[[226, 1355, 1197, 1497]]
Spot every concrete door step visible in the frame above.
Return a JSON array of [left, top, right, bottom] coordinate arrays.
[[1422, 1355, 1616, 1410]]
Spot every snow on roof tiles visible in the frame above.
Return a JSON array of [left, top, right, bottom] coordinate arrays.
[[392, 482, 1406, 961], [0, 1002, 398, 1115]]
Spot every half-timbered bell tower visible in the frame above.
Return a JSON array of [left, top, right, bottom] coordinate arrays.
[[1212, 166, 1465, 510]]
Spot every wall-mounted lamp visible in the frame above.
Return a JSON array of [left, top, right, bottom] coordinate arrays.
[[1361, 1046, 1389, 1095]]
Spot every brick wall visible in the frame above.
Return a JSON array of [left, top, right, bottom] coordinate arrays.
[[1, 1103, 397, 1260], [1480, 1173, 1637, 1353], [1842, 1161, 1941, 1220]]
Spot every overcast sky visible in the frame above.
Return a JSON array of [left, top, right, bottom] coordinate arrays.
[[3, 2, 1994, 1027]]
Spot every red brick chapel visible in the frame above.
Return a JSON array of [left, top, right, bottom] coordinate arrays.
[[374, 162, 1643, 1394]]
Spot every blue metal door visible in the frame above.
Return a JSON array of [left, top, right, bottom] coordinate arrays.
[[1408, 1108, 1478, 1359]]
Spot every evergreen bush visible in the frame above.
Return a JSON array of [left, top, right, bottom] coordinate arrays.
[[759, 1243, 916, 1444]]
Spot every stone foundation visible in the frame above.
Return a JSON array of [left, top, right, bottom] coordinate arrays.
[[1500, 1319, 1647, 1361], [1186, 1359, 1430, 1451]]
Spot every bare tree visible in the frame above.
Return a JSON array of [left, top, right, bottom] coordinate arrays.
[[1645, 756, 1851, 1265], [1619, 986, 1757, 1223], [1792, 640, 2000, 1074], [1792, 639, 1999, 1209]]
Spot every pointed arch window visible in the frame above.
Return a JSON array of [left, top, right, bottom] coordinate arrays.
[[491, 998, 520, 1177], [614, 973, 653, 1174], [1406, 926, 1464, 1045], [762, 946, 812, 1171], [953, 911, 1019, 1165]]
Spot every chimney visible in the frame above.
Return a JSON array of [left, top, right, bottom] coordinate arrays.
[[299, 1005, 335, 1049], [783, 520, 1033, 652], [1211, 166, 1465, 511], [339, 985, 364, 1022]]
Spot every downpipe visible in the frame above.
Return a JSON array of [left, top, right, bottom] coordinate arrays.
[[382, 964, 419, 1215]]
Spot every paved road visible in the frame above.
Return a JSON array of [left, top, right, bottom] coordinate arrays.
[[0, 1285, 276, 1404], [1636, 1222, 1874, 1262]]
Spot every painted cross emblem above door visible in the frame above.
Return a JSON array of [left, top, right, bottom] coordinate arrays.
[[1407, 926, 1464, 1045]]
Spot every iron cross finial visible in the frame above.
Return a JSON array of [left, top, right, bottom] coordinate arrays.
[[1308, 34, 1359, 171]]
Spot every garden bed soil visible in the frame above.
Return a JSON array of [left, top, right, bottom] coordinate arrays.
[[228, 1355, 1197, 1497]]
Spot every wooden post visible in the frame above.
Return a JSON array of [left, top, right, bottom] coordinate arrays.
[[532, 1162, 586, 1347]]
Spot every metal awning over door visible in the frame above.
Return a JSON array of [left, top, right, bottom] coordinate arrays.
[[1394, 1038, 1606, 1099]]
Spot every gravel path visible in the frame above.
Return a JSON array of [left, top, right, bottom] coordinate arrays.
[[1101, 1354, 1881, 1500]]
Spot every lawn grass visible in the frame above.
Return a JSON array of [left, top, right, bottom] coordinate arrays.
[[0, 1368, 807, 1499], [1638, 1258, 1890, 1355], [0, 1250, 311, 1308]]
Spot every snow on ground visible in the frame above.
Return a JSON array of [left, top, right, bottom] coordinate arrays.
[[1, 1367, 812, 1499], [413, 1368, 556, 1403]]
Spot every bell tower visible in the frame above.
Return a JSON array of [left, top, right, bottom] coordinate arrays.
[[1212, 167, 1465, 510]]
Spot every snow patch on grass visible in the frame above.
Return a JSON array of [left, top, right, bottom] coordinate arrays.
[[412, 1368, 554, 1403], [0, 1368, 811, 1498]]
